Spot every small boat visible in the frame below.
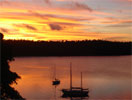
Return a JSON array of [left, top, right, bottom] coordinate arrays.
[[62, 63, 89, 97], [53, 78, 60, 85], [52, 65, 60, 85]]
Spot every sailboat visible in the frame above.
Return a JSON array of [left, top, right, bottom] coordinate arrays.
[[53, 78, 60, 85], [62, 63, 89, 97], [52, 65, 60, 85]]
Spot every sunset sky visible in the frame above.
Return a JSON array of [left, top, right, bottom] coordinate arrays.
[[0, 0, 132, 41]]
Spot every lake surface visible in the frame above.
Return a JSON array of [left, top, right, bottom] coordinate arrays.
[[10, 56, 131, 100]]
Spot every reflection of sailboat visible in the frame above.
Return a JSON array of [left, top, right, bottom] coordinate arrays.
[[62, 63, 89, 97], [52, 65, 60, 85]]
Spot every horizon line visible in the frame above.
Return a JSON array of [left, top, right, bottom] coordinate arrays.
[[3, 39, 132, 43]]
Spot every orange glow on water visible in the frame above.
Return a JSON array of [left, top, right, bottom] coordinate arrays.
[[10, 56, 131, 99]]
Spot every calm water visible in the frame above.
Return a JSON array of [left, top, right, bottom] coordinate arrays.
[[10, 56, 131, 100]]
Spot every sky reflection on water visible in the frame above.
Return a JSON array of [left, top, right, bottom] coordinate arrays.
[[10, 56, 131, 100]]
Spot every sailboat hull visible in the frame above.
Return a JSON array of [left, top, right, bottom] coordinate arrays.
[[62, 89, 88, 97], [52, 80, 60, 85]]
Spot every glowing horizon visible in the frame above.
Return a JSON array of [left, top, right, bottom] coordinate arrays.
[[0, 0, 132, 41]]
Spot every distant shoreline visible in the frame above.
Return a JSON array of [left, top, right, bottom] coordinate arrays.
[[13, 54, 132, 57], [4, 40, 132, 57]]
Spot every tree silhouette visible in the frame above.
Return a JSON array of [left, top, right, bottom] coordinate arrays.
[[0, 33, 25, 100], [4, 39, 131, 57]]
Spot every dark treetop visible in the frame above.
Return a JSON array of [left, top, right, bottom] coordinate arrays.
[[3, 39, 132, 57]]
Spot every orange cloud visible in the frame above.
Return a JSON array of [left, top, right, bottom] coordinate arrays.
[[49, 24, 62, 30], [15, 24, 37, 31], [43, 0, 51, 4], [0, 28, 9, 33], [0, 0, 131, 41]]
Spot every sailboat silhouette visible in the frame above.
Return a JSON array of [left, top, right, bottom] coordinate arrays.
[[52, 65, 60, 85], [62, 63, 89, 97]]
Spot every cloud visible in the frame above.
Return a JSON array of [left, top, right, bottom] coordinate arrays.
[[106, 24, 131, 27], [0, 28, 9, 33], [104, 18, 132, 27], [0, 0, 10, 6], [54, 1, 93, 11], [43, 0, 51, 5], [28, 10, 92, 22], [119, 0, 132, 2], [102, 18, 132, 25], [15, 24, 37, 31], [24, 24, 37, 30], [52, 22, 82, 26], [0, 0, 131, 41], [21, 34, 37, 37], [49, 24, 62, 30], [121, 20, 132, 24], [28, 10, 86, 25], [104, 36, 131, 42], [36, 36, 47, 40], [28, 10, 55, 20], [72, 2, 93, 11]]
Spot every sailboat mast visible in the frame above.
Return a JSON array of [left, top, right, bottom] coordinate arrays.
[[54, 64, 56, 80], [70, 62, 72, 91], [81, 72, 82, 90]]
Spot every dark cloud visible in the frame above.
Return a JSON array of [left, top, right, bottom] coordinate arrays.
[[49, 24, 62, 30], [28, 10, 61, 20], [74, 2, 92, 11], [0, 0, 10, 6], [28, 10, 93, 23], [68, 2, 93, 12], [51, 22, 81, 26], [23, 24, 37, 30], [28, 10, 56, 20], [43, 0, 51, 5], [0, 28, 9, 33], [15, 24, 37, 31]]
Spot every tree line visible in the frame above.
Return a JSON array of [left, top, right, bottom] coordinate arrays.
[[3, 40, 132, 56]]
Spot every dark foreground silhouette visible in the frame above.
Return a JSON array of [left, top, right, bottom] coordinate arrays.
[[0, 33, 25, 100], [3, 39, 132, 57]]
